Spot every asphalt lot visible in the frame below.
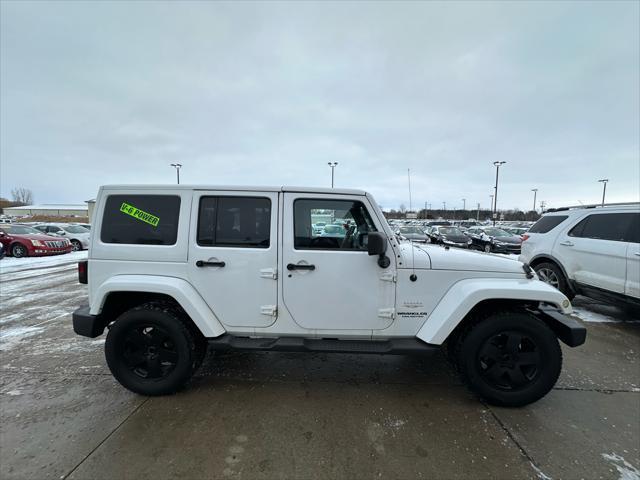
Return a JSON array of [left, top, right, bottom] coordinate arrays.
[[1, 255, 639, 480]]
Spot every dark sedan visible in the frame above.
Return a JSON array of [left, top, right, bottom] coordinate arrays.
[[397, 226, 429, 243], [466, 226, 522, 254], [428, 226, 471, 249]]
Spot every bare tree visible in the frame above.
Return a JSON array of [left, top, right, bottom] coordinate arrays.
[[11, 187, 33, 205], [399, 203, 406, 213]]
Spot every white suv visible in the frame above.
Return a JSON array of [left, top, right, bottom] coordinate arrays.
[[72, 185, 587, 406], [520, 203, 639, 308]]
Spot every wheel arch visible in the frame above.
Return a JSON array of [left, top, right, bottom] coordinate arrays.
[[528, 254, 575, 294], [10, 241, 29, 255], [92, 275, 226, 338], [415, 278, 571, 345]]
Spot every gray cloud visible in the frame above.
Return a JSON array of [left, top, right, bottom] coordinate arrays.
[[1, 1, 638, 211]]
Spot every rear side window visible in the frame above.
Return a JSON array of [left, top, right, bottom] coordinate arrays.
[[529, 215, 568, 233], [568, 213, 636, 242], [197, 196, 271, 248], [101, 195, 181, 245]]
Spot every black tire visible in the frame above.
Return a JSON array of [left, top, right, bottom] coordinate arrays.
[[483, 243, 492, 253], [533, 261, 575, 300], [70, 240, 82, 251], [11, 243, 28, 258], [105, 302, 205, 396], [456, 312, 562, 407]]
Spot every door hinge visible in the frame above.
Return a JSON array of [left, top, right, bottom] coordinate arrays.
[[260, 268, 278, 280], [260, 305, 278, 317], [378, 308, 395, 319], [380, 271, 397, 282]]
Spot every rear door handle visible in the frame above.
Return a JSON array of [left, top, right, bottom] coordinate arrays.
[[196, 260, 226, 267], [287, 263, 316, 271], [635, 252, 640, 257], [559, 241, 574, 247]]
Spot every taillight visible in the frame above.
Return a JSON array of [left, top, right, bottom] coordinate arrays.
[[521, 234, 530, 242], [78, 260, 88, 284]]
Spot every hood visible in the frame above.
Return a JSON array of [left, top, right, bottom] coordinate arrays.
[[441, 234, 468, 243], [402, 233, 428, 240], [6, 233, 64, 241], [398, 243, 525, 274]]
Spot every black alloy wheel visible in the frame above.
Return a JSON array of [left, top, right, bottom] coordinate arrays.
[[477, 331, 540, 390], [121, 325, 179, 379], [105, 302, 206, 396]]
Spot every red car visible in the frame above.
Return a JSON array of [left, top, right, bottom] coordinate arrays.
[[0, 224, 73, 258]]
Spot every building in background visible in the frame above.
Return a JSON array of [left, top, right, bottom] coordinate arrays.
[[2, 204, 88, 217]]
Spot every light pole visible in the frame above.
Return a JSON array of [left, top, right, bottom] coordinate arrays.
[[598, 179, 608, 206], [489, 194, 494, 212], [540, 200, 546, 213], [531, 188, 538, 212], [462, 198, 466, 212], [328, 162, 338, 188], [492, 161, 506, 225], [476, 202, 480, 221], [170, 163, 182, 184]]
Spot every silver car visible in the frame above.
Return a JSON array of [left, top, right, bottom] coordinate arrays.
[[34, 223, 90, 251]]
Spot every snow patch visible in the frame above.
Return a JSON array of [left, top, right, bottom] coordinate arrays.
[[0, 251, 87, 275], [4, 389, 22, 396], [530, 462, 553, 480], [602, 453, 640, 480], [572, 307, 638, 324]]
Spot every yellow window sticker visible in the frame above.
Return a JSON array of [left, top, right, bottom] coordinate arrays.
[[120, 202, 160, 227]]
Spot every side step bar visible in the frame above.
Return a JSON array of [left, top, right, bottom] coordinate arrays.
[[208, 335, 439, 355]]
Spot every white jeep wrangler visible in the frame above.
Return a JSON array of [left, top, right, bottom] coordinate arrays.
[[73, 185, 586, 406]]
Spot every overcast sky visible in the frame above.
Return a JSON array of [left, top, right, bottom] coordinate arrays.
[[1, 1, 638, 212]]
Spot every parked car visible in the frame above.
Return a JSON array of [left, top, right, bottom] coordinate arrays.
[[34, 223, 90, 251], [466, 226, 522, 254], [397, 226, 429, 243], [0, 224, 72, 257], [73, 184, 586, 407], [504, 227, 530, 236], [0, 242, 5, 259], [520, 203, 639, 308], [428, 226, 471, 249], [75, 223, 91, 231]]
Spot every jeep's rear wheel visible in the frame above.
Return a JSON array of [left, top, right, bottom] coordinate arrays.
[[533, 262, 574, 300], [456, 312, 562, 407], [105, 303, 204, 396]]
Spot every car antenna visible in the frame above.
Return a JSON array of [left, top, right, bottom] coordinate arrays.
[[408, 168, 417, 282]]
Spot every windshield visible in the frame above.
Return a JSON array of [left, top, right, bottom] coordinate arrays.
[[63, 225, 89, 233], [0, 225, 43, 235], [439, 227, 464, 236], [400, 227, 423, 234], [482, 228, 511, 237]]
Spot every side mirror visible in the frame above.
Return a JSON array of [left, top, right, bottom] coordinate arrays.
[[368, 232, 391, 268], [367, 232, 387, 256]]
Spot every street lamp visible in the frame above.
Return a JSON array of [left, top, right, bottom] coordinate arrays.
[[598, 179, 608, 206], [492, 161, 506, 225], [462, 198, 466, 211], [489, 194, 494, 212], [170, 163, 182, 184], [531, 188, 538, 212], [328, 162, 338, 188]]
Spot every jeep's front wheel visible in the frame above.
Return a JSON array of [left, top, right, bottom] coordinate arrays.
[[456, 312, 562, 407], [105, 303, 204, 396]]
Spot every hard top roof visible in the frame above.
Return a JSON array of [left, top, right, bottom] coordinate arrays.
[[100, 185, 368, 196]]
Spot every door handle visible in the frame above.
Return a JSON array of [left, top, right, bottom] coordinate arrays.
[[287, 263, 316, 271], [196, 260, 226, 267], [635, 252, 640, 257], [559, 241, 574, 247]]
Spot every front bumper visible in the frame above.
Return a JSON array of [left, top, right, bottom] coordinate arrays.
[[493, 243, 521, 254], [72, 305, 106, 338], [443, 241, 469, 248], [534, 306, 587, 347], [32, 247, 73, 256]]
